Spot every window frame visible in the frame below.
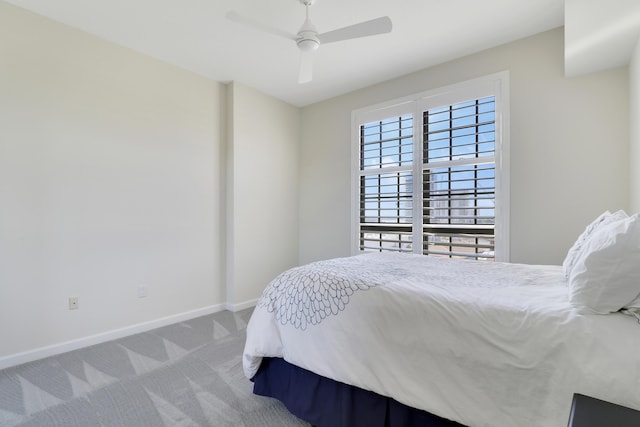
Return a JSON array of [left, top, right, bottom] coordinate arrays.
[[350, 72, 510, 262]]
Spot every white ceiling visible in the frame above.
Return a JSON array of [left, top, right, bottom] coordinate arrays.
[[5, 0, 565, 106]]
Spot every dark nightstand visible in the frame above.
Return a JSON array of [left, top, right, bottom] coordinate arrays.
[[568, 393, 640, 427]]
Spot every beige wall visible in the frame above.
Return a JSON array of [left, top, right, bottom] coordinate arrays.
[[0, 2, 226, 359], [0, 3, 302, 363], [225, 83, 300, 307], [630, 39, 640, 212], [299, 28, 629, 265]]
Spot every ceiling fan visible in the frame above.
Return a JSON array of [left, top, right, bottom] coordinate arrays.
[[226, 0, 392, 84]]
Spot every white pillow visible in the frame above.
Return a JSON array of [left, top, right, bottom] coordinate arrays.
[[562, 210, 627, 279], [568, 213, 640, 314]]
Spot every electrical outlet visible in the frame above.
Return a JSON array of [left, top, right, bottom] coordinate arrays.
[[137, 286, 148, 298], [68, 297, 79, 310]]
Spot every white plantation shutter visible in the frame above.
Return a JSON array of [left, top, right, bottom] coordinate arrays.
[[359, 115, 414, 252], [422, 97, 496, 259], [353, 74, 508, 261]]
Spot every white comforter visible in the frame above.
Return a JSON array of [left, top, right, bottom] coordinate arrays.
[[243, 252, 640, 427]]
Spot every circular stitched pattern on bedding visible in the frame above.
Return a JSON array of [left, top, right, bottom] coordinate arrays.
[[257, 258, 387, 330]]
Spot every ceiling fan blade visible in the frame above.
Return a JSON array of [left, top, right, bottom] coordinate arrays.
[[226, 10, 297, 41], [318, 16, 392, 44], [298, 50, 314, 84]]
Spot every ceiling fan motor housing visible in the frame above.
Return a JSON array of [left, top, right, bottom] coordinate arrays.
[[297, 36, 320, 52], [297, 17, 320, 51]]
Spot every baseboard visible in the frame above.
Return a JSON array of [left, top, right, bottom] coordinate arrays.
[[225, 298, 258, 312], [0, 303, 226, 370]]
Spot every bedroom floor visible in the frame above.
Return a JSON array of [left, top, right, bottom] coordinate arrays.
[[0, 309, 309, 427]]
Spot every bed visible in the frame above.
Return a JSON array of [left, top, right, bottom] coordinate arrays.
[[243, 211, 640, 427]]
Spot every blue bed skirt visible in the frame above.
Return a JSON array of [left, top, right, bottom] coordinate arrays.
[[252, 357, 465, 427]]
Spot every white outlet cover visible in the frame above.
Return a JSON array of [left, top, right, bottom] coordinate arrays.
[[138, 286, 148, 298]]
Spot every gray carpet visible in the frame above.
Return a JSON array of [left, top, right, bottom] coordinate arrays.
[[0, 309, 309, 427]]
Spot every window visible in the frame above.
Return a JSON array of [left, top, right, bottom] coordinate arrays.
[[352, 73, 509, 261]]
